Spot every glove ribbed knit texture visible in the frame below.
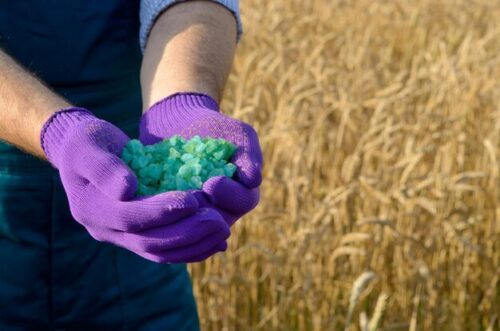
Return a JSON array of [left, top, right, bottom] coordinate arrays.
[[40, 107, 95, 168]]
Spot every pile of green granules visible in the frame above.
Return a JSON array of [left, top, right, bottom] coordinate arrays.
[[121, 135, 237, 196]]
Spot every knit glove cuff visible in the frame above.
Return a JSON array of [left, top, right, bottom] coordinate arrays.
[[40, 107, 96, 168], [139, 92, 220, 143]]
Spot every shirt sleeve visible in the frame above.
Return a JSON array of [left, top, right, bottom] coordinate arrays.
[[139, 0, 242, 51]]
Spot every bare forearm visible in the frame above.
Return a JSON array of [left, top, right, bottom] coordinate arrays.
[[0, 50, 70, 158], [140, 0, 237, 110]]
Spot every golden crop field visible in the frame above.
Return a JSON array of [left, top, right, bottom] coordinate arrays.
[[189, 0, 500, 330]]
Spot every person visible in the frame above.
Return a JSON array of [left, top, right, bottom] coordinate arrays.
[[0, 0, 263, 329]]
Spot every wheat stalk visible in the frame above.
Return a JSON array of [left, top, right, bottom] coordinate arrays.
[[345, 271, 377, 330]]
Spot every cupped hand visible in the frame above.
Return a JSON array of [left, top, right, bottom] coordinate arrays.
[[41, 108, 229, 263], [139, 93, 263, 226]]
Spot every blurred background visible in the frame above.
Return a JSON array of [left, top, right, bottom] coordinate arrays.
[[189, 0, 500, 330]]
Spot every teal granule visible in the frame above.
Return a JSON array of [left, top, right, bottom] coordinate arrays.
[[121, 135, 237, 196]]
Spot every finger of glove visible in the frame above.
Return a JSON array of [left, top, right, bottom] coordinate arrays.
[[187, 189, 241, 226], [184, 116, 263, 189], [137, 236, 228, 264], [72, 184, 198, 232], [202, 176, 260, 215], [187, 189, 211, 207], [230, 125, 264, 189], [119, 208, 230, 253], [216, 208, 240, 227], [172, 241, 228, 263], [77, 148, 138, 201], [84, 210, 228, 263]]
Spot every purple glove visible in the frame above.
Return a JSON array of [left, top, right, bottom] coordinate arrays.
[[41, 108, 230, 263], [139, 93, 263, 226]]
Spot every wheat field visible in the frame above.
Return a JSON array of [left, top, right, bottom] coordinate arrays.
[[188, 0, 500, 330]]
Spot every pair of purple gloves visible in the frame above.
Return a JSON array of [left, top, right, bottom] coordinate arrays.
[[40, 93, 263, 263]]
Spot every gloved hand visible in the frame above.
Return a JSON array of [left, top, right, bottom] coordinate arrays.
[[139, 93, 263, 226], [41, 107, 230, 263]]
